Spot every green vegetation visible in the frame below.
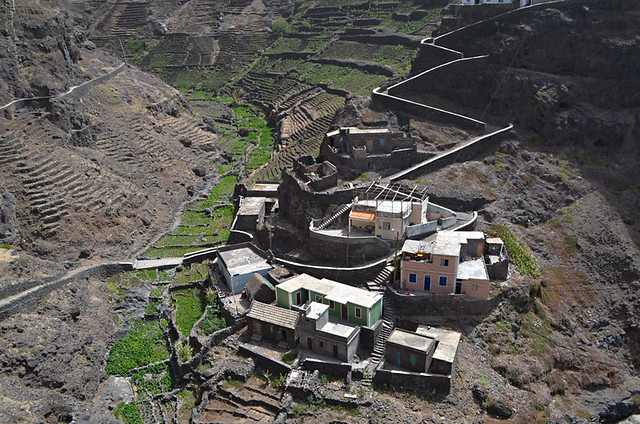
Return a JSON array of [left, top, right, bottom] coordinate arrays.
[[298, 63, 388, 96], [105, 320, 170, 376], [199, 306, 226, 335], [272, 17, 293, 36], [222, 379, 245, 390], [114, 402, 143, 424], [281, 349, 298, 365], [174, 288, 206, 338], [473, 371, 490, 387], [176, 340, 194, 362], [0, 243, 11, 249], [131, 364, 173, 395], [487, 224, 540, 278]]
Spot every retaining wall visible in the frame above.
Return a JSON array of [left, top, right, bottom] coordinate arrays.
[[308, 228, 391, 265], [373, 89, 485, 130], [373, 369, 451, 394], [411, 41, 464, 74], [273, 256, 387, 284], [387, 287, 499, 318], [238, 344, 292, 377], [388, 124, 513, 181], [301, 358, 352, 378]]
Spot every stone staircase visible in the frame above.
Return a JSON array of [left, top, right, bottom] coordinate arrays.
[[316, 203, 351, 230], [362, 296, 397, 386], [366, 264, 394, 293]]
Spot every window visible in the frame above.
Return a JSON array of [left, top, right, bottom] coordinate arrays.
[[329, 300, 335, 310], [315, 295, 322, 303], [383, 221, 391, 230], [355, 307, 362, 318], [409, 273, 417, 283], [409, 354, 417, 366], [472, 284, 478, 291], [439, 276, 447, 286], [440, 259, 449, 267]]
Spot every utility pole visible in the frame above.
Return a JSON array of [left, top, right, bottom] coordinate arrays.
[[392, 229, 399, 287]]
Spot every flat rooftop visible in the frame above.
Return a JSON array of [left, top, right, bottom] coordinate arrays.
[[249, 182, 279, 192], [416, 326, 461, 364], [387, 328, 436, 352], [237, 197, 266, 216], [319, 320, 359, 340], [277, 273, 382, 309], [457, 258, 488, 280], [219, 245, 270, 275]]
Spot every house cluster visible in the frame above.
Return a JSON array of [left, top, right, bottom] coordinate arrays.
[[215, 240, 464, 387]]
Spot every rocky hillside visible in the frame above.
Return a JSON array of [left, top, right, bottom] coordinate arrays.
[[0, 0, 225, 286]]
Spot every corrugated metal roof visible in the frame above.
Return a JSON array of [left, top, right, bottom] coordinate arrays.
[[247, 301, 299, 330], [350, 210, 375, 221]]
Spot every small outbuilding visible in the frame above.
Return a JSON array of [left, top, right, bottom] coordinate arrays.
[[385, 328, 437, 373], [416, 326, 461, 375], [246, 301, 300, 347], [300, 302, 360, 362], [244, 273, 276, 304]]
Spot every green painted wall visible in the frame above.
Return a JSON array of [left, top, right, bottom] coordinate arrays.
[[369, 299, 382, 326], [328, 301, 341, 318], [309, 290, 324, 303], [276, 287, 290, 309], [348, 303, 368, 326], [291, 288, 308, 306]]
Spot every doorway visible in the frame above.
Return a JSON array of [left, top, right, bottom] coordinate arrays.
[[341, 305, 348, 320]]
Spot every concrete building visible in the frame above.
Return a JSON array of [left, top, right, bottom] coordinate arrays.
[[348, 183, 443, 241], [234, 197, 267, 231], [400, 231, 491, 299], [217, 243, 273, 295], [385, 328, 437, 373], [300, 302, 360, 362], [416, 326, 461, 375], [246, 301, 300, 347], [275, 273, 383, 328]]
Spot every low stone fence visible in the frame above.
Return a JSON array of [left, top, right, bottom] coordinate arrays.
[[238, 344, 292, 377], [308, 228, 391, 266], [0, 262, 133, 320], [312, 58, 395, 76], [373, 369, 451, 394]]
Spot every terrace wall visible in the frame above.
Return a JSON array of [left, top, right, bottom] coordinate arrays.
[[373, 369, 451, 393]]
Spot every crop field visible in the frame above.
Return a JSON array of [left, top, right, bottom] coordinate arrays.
[[319, 41, 417, 75], [299, 64, 388, 96]]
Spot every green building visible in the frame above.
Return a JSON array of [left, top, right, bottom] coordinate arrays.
[[275, 273, 383, 328]]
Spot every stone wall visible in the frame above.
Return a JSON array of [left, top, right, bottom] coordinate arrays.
[[0, 262, 133, 320], [389, 124, 513, 182], [301, 358, 352, 378], [273, 256, 387, 285], [387, 287, 499, 319], [373, 369, 451, 393], [308, 228, 391, 266], [411, 41, 463, 73], [238, 343, 292, 376]]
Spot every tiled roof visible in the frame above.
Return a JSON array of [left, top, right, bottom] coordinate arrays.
[[247, 301, 299, 330]]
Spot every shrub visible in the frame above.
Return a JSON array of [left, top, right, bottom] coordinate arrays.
[[272, 17, 292, 36], [105, 320, 170, 376], [114, 402, 143, 424], [176, 340, 194, 362], [487, 225, 540, 277]]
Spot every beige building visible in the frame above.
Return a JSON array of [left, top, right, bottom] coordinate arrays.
[[400, 231, 491, 299]]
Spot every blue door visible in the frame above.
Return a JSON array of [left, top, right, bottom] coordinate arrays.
[[394, 351, 401, 366], [424, 275, 431, 291]]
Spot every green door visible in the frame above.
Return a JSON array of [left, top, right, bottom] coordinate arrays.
[[394, 351, 401, 366]]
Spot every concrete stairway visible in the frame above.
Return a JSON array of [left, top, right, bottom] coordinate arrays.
[[316, 203, 351, 230], [362, 296, 397, 386]]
